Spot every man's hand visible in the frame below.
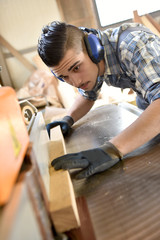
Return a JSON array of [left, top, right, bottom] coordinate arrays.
[[46, 115, 74, 138], [51, 142, 123, 179]]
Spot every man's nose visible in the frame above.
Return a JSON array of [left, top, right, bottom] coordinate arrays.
[[70, 75, 82, 88]]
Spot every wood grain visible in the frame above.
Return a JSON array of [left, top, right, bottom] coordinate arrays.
[[49, 126, 80, 232]]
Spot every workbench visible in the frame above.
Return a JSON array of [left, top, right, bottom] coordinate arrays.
[[64, 104, 160, 240]]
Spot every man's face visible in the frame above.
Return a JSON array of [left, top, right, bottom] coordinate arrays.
[[51, 49, 99, 91]]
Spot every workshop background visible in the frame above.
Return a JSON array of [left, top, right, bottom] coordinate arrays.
[[0, 1, 160, 240]]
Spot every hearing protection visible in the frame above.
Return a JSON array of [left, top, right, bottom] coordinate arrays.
[[79, 27, 104, 64], [52, 27, 104, 82]]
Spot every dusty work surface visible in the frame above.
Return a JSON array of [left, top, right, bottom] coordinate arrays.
[[64, 104, 160, 240]]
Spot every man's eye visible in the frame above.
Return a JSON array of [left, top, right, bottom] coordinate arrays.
[[74, 65, 80, 72], [62, 76, 68, 80]]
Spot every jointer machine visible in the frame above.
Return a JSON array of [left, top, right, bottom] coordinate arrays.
[[1, 86, 160, 240]]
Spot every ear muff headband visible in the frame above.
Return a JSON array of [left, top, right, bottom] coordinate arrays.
[[79, 27, 104, 64]]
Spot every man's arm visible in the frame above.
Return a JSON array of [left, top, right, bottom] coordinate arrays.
[[110, 98, 160, 155], [67, 94, 95, 123]]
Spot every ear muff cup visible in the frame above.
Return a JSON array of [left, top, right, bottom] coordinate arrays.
[[83, 34, 104, 64]]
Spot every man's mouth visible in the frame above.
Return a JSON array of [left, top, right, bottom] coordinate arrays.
[[79, 82, 90, 90]]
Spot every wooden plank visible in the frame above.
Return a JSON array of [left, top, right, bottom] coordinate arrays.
[[49, 126, 80, 232], [146, 14, 160, 33], [141, 15, 160, 37], [0, 34, 36, 72], [133, 10, 143, 24], [0, 46, 13, 86]]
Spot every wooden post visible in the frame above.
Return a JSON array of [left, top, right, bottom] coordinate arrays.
[[133, 10, 143, 24], [0, 46, 13, 86], [0, 35, 36, 72], [146, 14, 160, 33], [141, 16, 160, 37]]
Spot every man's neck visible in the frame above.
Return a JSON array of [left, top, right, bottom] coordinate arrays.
[[98, 59, 105, 76]]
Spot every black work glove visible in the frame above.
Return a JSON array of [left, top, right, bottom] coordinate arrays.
[[46, 115, 74, 138], [51, 142, 123, 179]]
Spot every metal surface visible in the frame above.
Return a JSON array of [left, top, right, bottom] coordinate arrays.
[[19, 100, 38, 127], [65, 104, 160, 240]]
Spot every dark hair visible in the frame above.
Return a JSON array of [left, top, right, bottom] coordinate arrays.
[[38, 21, 84, 67]]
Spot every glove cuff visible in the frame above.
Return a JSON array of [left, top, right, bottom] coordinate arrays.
[[63, 115, 74, 127], [101, 142, 123, 160]]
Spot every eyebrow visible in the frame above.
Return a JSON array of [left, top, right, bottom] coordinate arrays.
[[68, 61, 80, 71], [58, 61, 80, 79]]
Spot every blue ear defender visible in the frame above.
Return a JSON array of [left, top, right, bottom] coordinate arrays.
[[79, 27, 104, 64], [83, 33, 104, 64], [51, 70, 64, 82]]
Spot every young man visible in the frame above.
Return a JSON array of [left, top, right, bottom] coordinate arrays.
[[38, 21, 160, 179]]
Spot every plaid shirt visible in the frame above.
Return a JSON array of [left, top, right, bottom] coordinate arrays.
[[78, 22, 160, 104]]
